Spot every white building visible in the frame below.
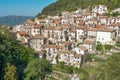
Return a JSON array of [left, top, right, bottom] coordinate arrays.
[[108, 23, 120, 38], [82, 40, 95, 52], [29, 35, 45, 51], [73, 46, 88, 55], [92, 5, 108, 16], [58, 50, 82, 68], [88, 25, 116, 44], [76, 26, 87, 42]]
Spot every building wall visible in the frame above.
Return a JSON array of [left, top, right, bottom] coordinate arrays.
[[82, 44, 93, 51], [29, 39, 44, 51], [96, 31, 112, 44]]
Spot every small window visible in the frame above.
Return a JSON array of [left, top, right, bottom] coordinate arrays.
[[53, 48, 55, 51]]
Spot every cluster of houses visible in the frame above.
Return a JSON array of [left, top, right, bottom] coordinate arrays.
[[12, 5, 120, 68]]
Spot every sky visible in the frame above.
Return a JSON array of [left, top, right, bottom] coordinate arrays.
[[0, 0, 56, 17]]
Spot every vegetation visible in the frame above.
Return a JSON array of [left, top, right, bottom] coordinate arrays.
[[24, 59, 52, 80], [104, 45, 112, 51], [105, 11, 120, 17], [115, 39, 120, 47], [103, 52, 120, 80], [83, 53, 93, 63], [0, 28, 35, 80], [54, 62, 73, 74], [96, 43, 112, 53], [0, 28, 120, 80], [96, 43, 103, 51], [0, 15, 33, 26], [4, 62, 18, 80], [37, 0, 120, 18]]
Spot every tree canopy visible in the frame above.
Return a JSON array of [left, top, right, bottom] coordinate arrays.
[[0, 28, 35, 80], [37, 0, 120, 18], [105, 52, 120, 80], [4, 62, 18, 80], [24, 58, 52, 80]]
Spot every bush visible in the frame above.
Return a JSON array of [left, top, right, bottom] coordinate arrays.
[[104, 45, 112, 51]]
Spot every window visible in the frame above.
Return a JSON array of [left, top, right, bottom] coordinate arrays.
[[53, 48, 55, 51]]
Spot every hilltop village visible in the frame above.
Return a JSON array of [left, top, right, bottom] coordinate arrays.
[[12, 5, 120, 68]]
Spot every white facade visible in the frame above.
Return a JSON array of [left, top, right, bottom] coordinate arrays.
[[29, 36, 45, 51], [58, 51, 82, 68], [92, 5, 108, 15], [76, 29, 85, 42], [13, 25, 23, 32], [96, 31, 115, 44], [108, 24, 120, 38], [73, 46, 87, 55], [31, 27, 40, 36], [88, 30, 96, 40]]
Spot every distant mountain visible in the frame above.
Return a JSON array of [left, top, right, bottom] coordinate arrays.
[[0, 15, 33, 26], [37, 0, 120, 18]]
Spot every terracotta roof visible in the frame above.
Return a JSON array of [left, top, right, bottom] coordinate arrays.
[[78, 46, 88, 51], [64, 41, 73, 46], [96, 25, 106, 29], [57, 41, 73, 46], [54, 20, 60, 24], [56, 46, 63, 49], [99, 16, 108, 19], [45, 45, 57, 48], [17, 31, 27, 36], [89, 25, 116, 32], [77, 26, 87, 30], [70, 29, 76, 32], [35, 51, 44, 55], [34, 24, 43, 28], [44, 27, 62, 30], [90, 28, 116, 32], [74, 53, 82, 58], [109, 23, 120, 26], [84, 13, 91, 16], [78, 21, 85, 25], [31, 35, 45, 39], [83, 40, 94, 44]]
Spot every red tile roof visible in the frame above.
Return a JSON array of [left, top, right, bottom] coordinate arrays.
[[89, 25, 116, 32], [83, 40, 94, 44], [17, 31, 27, 36]]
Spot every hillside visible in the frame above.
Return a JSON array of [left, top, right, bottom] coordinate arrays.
[[0, 15, 33, 26], [37, 0, 120, 18]]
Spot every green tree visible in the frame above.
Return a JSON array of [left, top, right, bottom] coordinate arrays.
[[0, 29, 35, 80], [104, 45, 112, 51], [83, 53, 93, 63], [24, 59, 52, 80], [96, 43, 103, 51], [55, 55, 59, 64], [105, 52, 120, 80], [4, 62, 18, 80], [115, 39, 120, 47]]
